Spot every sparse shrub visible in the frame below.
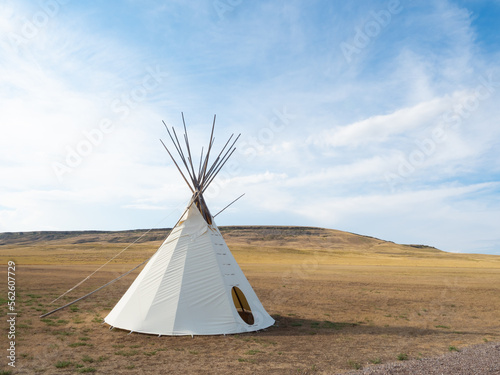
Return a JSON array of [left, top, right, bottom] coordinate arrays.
[[77, 368, 96, 373], [397, 353, 408, 361], [41, 318, 56, 326], [370, 358, 382, 364], [347, 360, 362, 369], [69, 342, 88, 348], [52, 330, 74, 336], [114, 350, 139, 357], [237, 358, 255, 363], [55, 361, 72, 368], [449, 346, 459, 352], [245, 350, 262, 355], [82, 355, 94, 363], [42, 318, 69, 327]]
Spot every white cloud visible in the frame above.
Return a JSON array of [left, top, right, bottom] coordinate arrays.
[[307, 93, 467, 148], [0, 1, 499, 255]]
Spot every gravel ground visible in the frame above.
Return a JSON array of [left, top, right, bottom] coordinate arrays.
[[340, 341, 500, 375]]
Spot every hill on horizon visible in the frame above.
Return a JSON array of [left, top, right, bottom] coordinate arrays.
[[0, 225, 440, 253], [1, 226, 498, 268]]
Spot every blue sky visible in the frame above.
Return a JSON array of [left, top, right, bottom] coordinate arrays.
[[1, 0, 499, 254]]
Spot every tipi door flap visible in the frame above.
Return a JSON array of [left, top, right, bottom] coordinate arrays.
[[231, 286, 255, 325]]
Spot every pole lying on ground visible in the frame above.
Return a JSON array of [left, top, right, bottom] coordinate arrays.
[[40, 257, 152, 318], [40, 195, 203, 319]]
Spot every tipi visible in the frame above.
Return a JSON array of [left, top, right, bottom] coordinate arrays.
[[104, 115, 275, 335]]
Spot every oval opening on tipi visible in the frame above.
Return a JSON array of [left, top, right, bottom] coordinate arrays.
[[231, 286, 254, 325]]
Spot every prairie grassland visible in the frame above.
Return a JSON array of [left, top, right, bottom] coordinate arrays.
[[1, 227, 499, 374], [2, 226, 499, 268]]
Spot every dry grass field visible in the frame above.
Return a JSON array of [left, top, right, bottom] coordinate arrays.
[[1, 226, 499, 374]]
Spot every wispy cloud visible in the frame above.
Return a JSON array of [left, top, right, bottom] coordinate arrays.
[[0, 0, 499, 254]]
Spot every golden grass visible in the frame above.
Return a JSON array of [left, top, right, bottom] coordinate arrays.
[[2, 226, 499, 269], [2, 227, 499, 373], [3, 242, 500, 269]]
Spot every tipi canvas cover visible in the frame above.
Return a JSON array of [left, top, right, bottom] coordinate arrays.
[[104, 115, 274, 335]]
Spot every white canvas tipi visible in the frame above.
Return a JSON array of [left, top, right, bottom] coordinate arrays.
[[104, 115, 274, 335]]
